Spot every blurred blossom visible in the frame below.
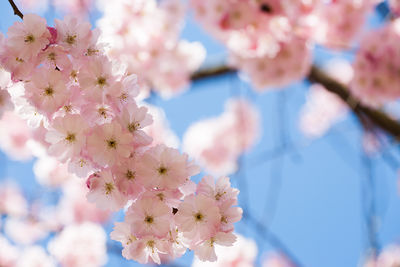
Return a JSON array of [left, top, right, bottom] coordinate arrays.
[[16, 0, 48, 13], [143, 103, 180, 149], [53, 0, 94, 18], [351, 19, 400, 106], [4, 216, 49, 245], [33, 155, 75, 187], [56, 179, 111, 225], [97, 0, 205, 98], [191, 234, 257, 267], [0, 235, 19, 266], [364, 244, 400, 266], [0, 111, 34, 161], [362, 132, 381, 155], [48, 222, 107, 267], [183, 98, 260, 176], [299, 58, 352, 138], [17, 246, 55, 267], [263, 252, 295, 267], [0, 181, 28, 217], [299, 84, 348, 138]]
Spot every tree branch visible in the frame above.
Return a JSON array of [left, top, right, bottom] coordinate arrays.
[[8, 0, 24, 19], [192, 65, 400, 141]]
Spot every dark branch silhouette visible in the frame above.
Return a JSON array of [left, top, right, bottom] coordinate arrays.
[[8, 0, 24, 19]]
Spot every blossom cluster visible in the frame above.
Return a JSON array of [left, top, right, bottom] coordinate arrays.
[[183, 98, 260, 176], [190, 0, 381, 91], [351, 18, 400, 107], [0, 13, 241, 264], [97, 0, 206, 98], [0, 176, 110, 267]]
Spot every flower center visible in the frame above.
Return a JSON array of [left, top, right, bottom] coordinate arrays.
[[98, 107, 108, 118], [125, 170, 135, 180], [97, 76, 107, 87], [215, 191, 226, 201], [24, 34, 35, 43], [66, 34, 77, 45], [44, 86, 54, 96], [194, 212, 204, 222], [48, 52, 56, 61], [107, 138, 117, 149], [128, 122, 140, 132], [65, 133, 76, 143], [144, 216, 154, 224], [104, 182, 114, 194], [157, 166, 168, 175]]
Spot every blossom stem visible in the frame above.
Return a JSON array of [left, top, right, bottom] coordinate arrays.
[[7, 0, 24, 19]]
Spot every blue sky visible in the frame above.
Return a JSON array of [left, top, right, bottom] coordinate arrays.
[[0, 2, 400, 267]]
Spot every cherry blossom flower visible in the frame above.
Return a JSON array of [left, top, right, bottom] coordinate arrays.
[[192, 234, 257, 267], [136, 144, 200, 190], [110, 221, 138, 259], [175, 194, 221, 240], [87, 121, 132, 167], [192, 231, 236, 262], [128, 235, 168, 264], [45, 114, 89, 162], [25, 68, 68, 117], [6, 14, 50, 60], [126, 196, 172, 238], [86, 169, 127, 211], [54, 16, 92, 55]]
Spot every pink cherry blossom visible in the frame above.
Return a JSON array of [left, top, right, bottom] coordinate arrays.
[[117, 103, 153, 147], [24, 68, 68, 118], [54, 16, 92, 56], [192, 231, 236, 262], [6, 14, 50, 60], [126, 196, 172, 238], [128, 235, 168, 264], [175, 194, 221, 240], [86, 121, 132, 167], [136, 144, 200, 190], [45, 114, 89, 162], [86, 169, 128, 211], [192, 234, 257, 267], [77, 56, 116, 102]]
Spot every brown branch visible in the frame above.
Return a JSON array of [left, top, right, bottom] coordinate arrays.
[[191, 64, 400, 141], [8, 0, 24, 19]]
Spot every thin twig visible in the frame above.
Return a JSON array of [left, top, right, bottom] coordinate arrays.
[[7, 0, 24, 19], [243, 211, 303, 267]]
